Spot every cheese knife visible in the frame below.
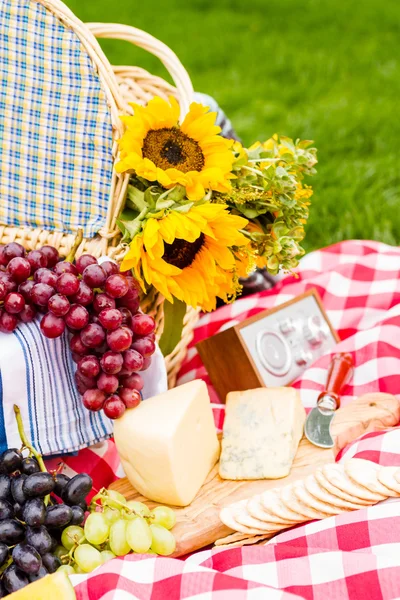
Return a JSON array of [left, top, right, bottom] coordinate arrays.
[[304, 352, 354, 448]]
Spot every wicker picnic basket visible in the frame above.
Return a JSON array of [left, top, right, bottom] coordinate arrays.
[[0, 0, 200, 387]]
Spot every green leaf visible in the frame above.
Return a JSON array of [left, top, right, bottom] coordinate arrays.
[[158, 299, 187, 357], [127, 186, 147, 212]]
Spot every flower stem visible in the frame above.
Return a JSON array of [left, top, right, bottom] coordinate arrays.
[[66, 228, 83, 263]]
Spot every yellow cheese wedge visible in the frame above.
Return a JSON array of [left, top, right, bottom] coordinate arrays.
[[8, 571, 75, 600], [114, 379, 220, 506], [219, 387, 306, 480]]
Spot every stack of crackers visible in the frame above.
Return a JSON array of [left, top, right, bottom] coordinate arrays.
[[217, 459, 400, 548]]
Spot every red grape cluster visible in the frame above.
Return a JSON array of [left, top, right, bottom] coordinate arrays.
[[0, 242, 156, 420]]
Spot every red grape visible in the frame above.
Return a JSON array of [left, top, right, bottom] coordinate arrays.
[[70, 334, 89, 355], [40, 246, 59, 267], [4, 292, 25, 314], [74, 371, 97, 392], [83, 264, 106, 288], [122, 349, 144, 372], [117, 288, 140, 313], [71, 352, 84, 365], [103, 395, 126, 419], [19, 304, 37, 323], [65, 304, 89, 330], [105, 274, 129, 299], [0, 311, 18, 332], [120, 373, 144, 391], [53, 261, 77, 276], [75, 254, 97, 274], [0, 280, 7, 301], [80, 323, 106, 348], [100, 351, 123, 375], [98, 308, 122, 331], [18, 280, 35, 302], [7, 257, 31, 282], [93, 293, 116, 313], [106, 327, 133, 352], [56, 273, 79, 296], [82, 389, 106, 412], [140, 356, 152, 371], [30, 283, 55, 306], [40, 313, 65, 338], [101, 261, 119, 277], [118, 307, 132, 325], [48, 294, 70, 317], [97, 373, 119, 394], [77, 355, 100, 378], [34, 268, 58, 287], [71, 281, 93, 306], [27, 250, 48, 270], [130, 313, 155, 337], [0, 246, 7, 267], [2, 242, 25, 263], [131, 336, 156, 357], [0, 272, 17, 293], [119, 387, 141, 409]]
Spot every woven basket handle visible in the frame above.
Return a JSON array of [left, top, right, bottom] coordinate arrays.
[[87, 23, 194, 119]]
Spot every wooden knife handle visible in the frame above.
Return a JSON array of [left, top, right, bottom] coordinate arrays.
[[318, 353, 354, 409]]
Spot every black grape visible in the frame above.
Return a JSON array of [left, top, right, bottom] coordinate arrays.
[[12, 543, 42, 574], [1, 449, 22, 473], [45, 504, 72, 528], [23, 498, 46, 527], [11, 474, 27, 504], [50, 535, 59, 553], [0, 498, 13, 521], [0, 519, 25, 544], [62, 473, 92, 505], [74, 499, 88, 512], [25, 526, 52, 555], [41, 552, 61, 573], [21, 457, 40, 475], [23, 472, 55, 498], [2, 563, 29, 593], [29, 565, 48, 582], [0, 580, 7, 598], [0, 542, 8, 567], [13, 502, 24, 520], [53, 473, 70, 498], [70, 505, 85, 525], [0, 474, 11, 500]]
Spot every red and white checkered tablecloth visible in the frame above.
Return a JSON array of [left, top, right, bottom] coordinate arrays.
[[55, 240, 400, 599]]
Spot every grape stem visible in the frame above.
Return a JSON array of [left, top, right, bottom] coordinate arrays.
[[66, 228, 84, 263], [92, 488, 145, 519]]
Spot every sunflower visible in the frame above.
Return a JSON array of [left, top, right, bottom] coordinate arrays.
[[120, 204, 249, 311], [115, 97, 234, 201]]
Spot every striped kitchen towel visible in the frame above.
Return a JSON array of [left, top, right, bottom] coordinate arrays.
[[0, 318, 167, 457]]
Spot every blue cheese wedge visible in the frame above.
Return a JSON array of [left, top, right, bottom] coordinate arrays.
[[219, 387, 306, 480]]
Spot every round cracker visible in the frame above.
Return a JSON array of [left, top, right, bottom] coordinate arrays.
[[280, 482, 330, 521], [220, 504, 267, 535], [294, 478, 346, 515], [322, 463, 385, 503], [261, 488, 307, 523], [345, 459, 394, 496], [304, 474, 367, 510], [247, 494, 296, 526], [234, 500, 284, 532], [315, 468, 370, 505], [378, 467, 400, 495]]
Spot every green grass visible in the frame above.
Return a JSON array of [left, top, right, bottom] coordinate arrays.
[[66, 0, 400, 252]]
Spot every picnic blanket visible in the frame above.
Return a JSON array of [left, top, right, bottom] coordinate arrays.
[[53, 239, 400, 599]]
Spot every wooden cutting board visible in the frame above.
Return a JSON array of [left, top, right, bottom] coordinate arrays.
[[110, 393, 399, 557]]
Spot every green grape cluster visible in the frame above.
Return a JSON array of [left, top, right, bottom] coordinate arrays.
[[56, 489, 177, 574]]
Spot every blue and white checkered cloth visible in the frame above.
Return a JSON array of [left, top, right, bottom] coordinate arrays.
[[0, 0, 113, 238]]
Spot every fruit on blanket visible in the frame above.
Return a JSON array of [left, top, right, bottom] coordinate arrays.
[[6, 571, 76, 599]]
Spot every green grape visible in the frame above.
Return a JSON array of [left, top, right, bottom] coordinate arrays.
[[125, 500, 151, 518], [102, 489, 127, 510], [147, 549, 157, 554], [57, 564, 76, 575], [109, 519, 131, 556], [104, 506, 120, 525], [100, 550, 116, 564], [151, 506, 176, 530], [150, 524, 176, 556], [84, 512, 110, 545], [61, 525, 85, 551], [74, 544, 102, 573], [75, 565, 85, 574], [126, 517, 152, 553], [54, 545, 69, 564]]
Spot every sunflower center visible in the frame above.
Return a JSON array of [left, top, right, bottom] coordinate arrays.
[[142, 128, 205, 173], [163, 234, 205, 269]]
